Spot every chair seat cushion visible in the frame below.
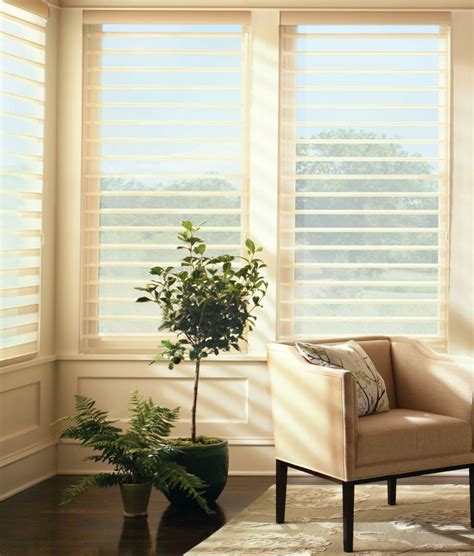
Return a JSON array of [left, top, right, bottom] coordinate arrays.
[[357, 408, 472, 466]]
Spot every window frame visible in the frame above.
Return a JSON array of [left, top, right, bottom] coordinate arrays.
[[277, 12, 451, 351], [79, 10, 252, 354], [61, 8, 464, 359]]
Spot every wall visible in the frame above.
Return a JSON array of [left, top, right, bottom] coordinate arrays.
[[53, 6, 474, 478], [54, 8, 280, 475], [448, 11, 474, 356], [1, 4, 473, 497], [0, 6, 59, 500]]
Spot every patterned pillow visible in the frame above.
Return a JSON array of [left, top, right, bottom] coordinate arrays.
[[295, 340, 390, 417]]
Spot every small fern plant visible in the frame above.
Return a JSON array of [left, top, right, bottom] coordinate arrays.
[[58, 390, 210, 512]]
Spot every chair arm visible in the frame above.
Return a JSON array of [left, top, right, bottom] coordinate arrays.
[[267, 343, 358, 481], [391, 337, 474, 441]]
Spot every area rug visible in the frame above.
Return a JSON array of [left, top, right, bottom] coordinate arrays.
[[187, 484, 474, 555]]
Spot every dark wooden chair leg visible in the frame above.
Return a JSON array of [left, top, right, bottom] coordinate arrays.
[[276, 459, 288, 524], [387, 477, 397, 506], [342, 482, 354, 552], [469, 465, 474, 528]]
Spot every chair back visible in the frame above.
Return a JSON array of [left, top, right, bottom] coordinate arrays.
[[275, 335, 397, 409]]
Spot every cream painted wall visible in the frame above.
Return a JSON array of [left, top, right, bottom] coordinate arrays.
[[449, 12, 474, 356], [55, 7, 83, 357], [1, 4, 473, 500], [0, 6, 59, 500], [53, 6, 474, 479], [53, 8, 280, 475]]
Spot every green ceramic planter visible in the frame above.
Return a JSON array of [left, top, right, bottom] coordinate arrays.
[[165, 439, 229, 506], [120, 483, 152, 518]]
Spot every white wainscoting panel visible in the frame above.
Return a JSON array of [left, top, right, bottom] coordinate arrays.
[[0, 382, 40, 442], [56, 359, 275, 474], [0, 361, 57, 499], [77, 376, 249, 424]]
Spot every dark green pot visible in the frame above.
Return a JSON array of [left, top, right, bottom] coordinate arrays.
[[120, 483, 152, 518], [165, 439, 229, 506]]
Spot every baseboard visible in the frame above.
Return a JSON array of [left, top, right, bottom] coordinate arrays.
[[225, 470, 470, 477], [0, 471, 57, 502], [1, 466, 468, 503], [56, 439, 471, 478], [0, 439, 57, 468], [56, 442, 278, 475], [55, 469, 469, 477], [2, 440, 468, 502], [0, 443, 56, 501]]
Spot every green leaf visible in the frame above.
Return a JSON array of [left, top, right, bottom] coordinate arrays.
[[136, 297, 151, 303], [181, 220, 193, 232], [194, 243, 206, 255], [245, 238, 256, 254]]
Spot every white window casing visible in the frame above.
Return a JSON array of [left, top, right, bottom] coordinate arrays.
[[278, 11, 451, 350], [80, 10, 250, 353]]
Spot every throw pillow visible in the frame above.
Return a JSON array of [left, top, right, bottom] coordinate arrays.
[[295, 340, 390, 417]]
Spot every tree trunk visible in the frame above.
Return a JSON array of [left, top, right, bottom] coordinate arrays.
[[191, 358, 201, 443]]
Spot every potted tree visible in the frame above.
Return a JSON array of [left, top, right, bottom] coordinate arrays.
[[136, 221, 267, 504], [58, 390, 211, 516]]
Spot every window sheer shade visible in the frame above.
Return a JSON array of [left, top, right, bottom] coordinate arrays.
[[279, 14, 450, 349], [81, 13, 250, 353], [0, 2, 46, 366], [3, 0, 48, 19]]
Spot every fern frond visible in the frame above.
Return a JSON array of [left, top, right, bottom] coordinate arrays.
[[128, 390, 180, 449], [154, 461, 213, 515], [58, 395, 122, 464], [59, 473, 123, 505]]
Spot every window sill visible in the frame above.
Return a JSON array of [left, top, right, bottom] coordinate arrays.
[[0, 355, 58, 376], [57, 353, 268, 362]]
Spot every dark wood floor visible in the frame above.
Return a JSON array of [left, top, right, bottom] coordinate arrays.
[[0, 474, 468, 556]]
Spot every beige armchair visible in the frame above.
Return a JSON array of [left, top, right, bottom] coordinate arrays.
[[267, 335, 474, 553]]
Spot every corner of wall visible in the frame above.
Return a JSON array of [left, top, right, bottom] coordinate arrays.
[[448, 11, 474, 357], [0, 6, 60, 502]]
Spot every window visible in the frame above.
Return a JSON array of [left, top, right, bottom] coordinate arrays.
[[81, 11, 250, 353], [0, 2, 47, 365], [279, 12, 450, 349]]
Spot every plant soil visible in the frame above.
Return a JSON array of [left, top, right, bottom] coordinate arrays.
[[168, 436, 222, 447]]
